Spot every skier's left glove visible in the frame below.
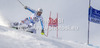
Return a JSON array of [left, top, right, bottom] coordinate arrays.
[[41, 29, 44, 35], [24, 6, 28, 9]]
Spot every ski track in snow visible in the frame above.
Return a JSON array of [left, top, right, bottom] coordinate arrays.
[[0, 26, 95, 48]]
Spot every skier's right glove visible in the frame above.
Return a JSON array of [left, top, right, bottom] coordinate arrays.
[[41, 29, 44, 35], [24, 6, 28, 9]]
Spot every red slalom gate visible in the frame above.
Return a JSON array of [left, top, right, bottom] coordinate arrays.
[[47, 11, 58, 38]]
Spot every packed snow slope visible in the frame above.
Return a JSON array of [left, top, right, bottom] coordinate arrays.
[[0, 26, 94, 48]]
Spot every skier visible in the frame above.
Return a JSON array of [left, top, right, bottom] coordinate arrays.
[[11, 6, 45, 35], [24, 6, 45, 35]]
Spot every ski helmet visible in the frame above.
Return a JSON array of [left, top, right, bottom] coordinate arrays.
[[37, 8, 43, 12]]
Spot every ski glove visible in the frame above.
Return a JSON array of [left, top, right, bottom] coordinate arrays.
[[24, 6, 28, 9], [41, 29, 44, 35]]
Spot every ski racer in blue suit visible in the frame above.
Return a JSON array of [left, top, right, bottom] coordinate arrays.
[[24, 6, 45, 35], [12, 6, 44, 35]]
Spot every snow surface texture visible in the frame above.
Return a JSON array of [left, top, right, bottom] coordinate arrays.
[[0, 25, 95, 48]]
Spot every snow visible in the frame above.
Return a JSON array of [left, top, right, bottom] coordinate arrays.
[[0, 14, 9, 27], [0, 25, 95, 48]]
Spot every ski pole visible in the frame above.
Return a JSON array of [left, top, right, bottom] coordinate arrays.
[[17, 0, 25, 6], [44, 34, 47, 37]]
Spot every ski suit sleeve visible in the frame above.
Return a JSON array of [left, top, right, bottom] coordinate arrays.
[[25, 7, 36, 14], [40, 18, 44, 30]]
